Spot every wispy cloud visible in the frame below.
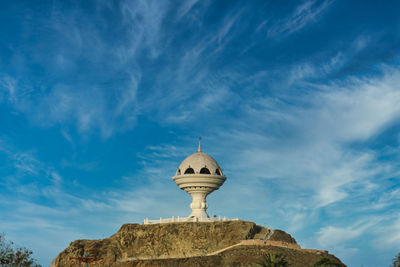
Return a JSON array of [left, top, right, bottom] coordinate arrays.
[[373, 216, 400, 249], [176, 0, 201, 20], [266, 0, 334, 38], [369, 188, 400, 210], [0, 138, 42, 176], [0, 74, 141, 138], [121, 0, 169, 59], [185, 64, 400, 244], [317, 219, 378, 247], [217, 10, 243, 44], [0, 74, 18, 103]]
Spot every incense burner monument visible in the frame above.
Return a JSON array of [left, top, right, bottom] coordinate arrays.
[[144, 141, 230, 224], [173, 141, 226, 220]]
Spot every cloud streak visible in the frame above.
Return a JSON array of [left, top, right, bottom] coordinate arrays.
[[266, 0, 334, 38]]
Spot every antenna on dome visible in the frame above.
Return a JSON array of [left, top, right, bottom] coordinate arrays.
[[198, 137, 202, 152]]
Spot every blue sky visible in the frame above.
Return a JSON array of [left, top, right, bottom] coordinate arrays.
[[0, 0, 399, 266]]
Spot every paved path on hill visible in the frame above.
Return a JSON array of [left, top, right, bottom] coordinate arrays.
[[208, 229, 275, 256], [264, 229, 275, 241]]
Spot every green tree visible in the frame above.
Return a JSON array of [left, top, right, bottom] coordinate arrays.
[[0, 234, 41, 267], [391, 252, 400, 267], [311, 257, 345, 267], [254, 252, 289, 267]]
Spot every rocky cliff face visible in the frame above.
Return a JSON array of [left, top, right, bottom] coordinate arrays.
[[51, 220, 344, 267]]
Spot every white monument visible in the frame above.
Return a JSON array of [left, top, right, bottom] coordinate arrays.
[[172, 140, 226, 220], [143, 140, 236, 224]]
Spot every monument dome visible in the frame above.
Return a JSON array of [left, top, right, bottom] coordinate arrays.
[[175, 143, 223, 176]]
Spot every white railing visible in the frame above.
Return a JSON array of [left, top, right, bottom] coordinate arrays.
[[143, 216, 239, 224]]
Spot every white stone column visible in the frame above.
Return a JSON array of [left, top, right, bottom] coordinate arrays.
[[189, 191, 209, 219]]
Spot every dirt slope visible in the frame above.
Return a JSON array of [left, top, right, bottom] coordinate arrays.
[[51, 220, 344, 267]]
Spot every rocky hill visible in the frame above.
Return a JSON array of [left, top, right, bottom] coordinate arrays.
[[51, 220, 345, 267]]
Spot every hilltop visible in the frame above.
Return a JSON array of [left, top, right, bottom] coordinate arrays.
[[51, 220, 345, 267]]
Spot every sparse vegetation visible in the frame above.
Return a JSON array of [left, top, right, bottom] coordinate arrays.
[[53, 221, 346, 266], [391, 252, 400, 267], [254, 252, 289, 267], [0, 234, 41, 267], [311, 257, 345, 267]]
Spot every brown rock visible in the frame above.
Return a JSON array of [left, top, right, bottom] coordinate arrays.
[[51, 220, 345, 267]]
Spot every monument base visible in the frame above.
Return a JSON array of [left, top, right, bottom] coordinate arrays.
[[143, 216, 238, 224]]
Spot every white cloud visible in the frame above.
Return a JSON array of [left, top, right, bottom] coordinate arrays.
[[217, 10, 242, 44], [353, 35, 371, 52], [372, 215, 400, 250], [51, 172, 62, 187], [121, 0, 169, 59], [0, 74, 17, 103], [267, 0, 334, 38], [176, 0, 201, 20], [317, 219, 377, 247], [60, 129, 73, 144], [369, 188, 400, 210], [0, 139, 42, 176], [0, 74, 141, 138], [202, 64, 400, 224], [308, 71, 400, 142]]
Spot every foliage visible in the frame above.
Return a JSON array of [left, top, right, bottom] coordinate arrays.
[[311, 257, 344, 267], [254, 252, 289, 267], [0, 234, 41, 267], [391, 252, 400, 267]]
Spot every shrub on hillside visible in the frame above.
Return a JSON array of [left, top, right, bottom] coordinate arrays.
[[253, 252, 289, 267], [392, 252, 400, 267], [0, 234, 41, 267], [311, 257, 345, 267]]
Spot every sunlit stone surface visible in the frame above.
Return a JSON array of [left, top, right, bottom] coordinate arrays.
[[144, 141, 231, 224]]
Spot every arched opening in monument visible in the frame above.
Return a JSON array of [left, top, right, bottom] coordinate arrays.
[[184, 167, 195, 174], [200, 167, 211, 174], [176, 169, 181, 175], [215, 169, 222, 176]]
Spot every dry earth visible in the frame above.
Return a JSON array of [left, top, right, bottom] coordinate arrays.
[[51, 220, 345, 267]]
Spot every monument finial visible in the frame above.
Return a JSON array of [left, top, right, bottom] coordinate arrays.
[[198, 137, 202, 152]]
